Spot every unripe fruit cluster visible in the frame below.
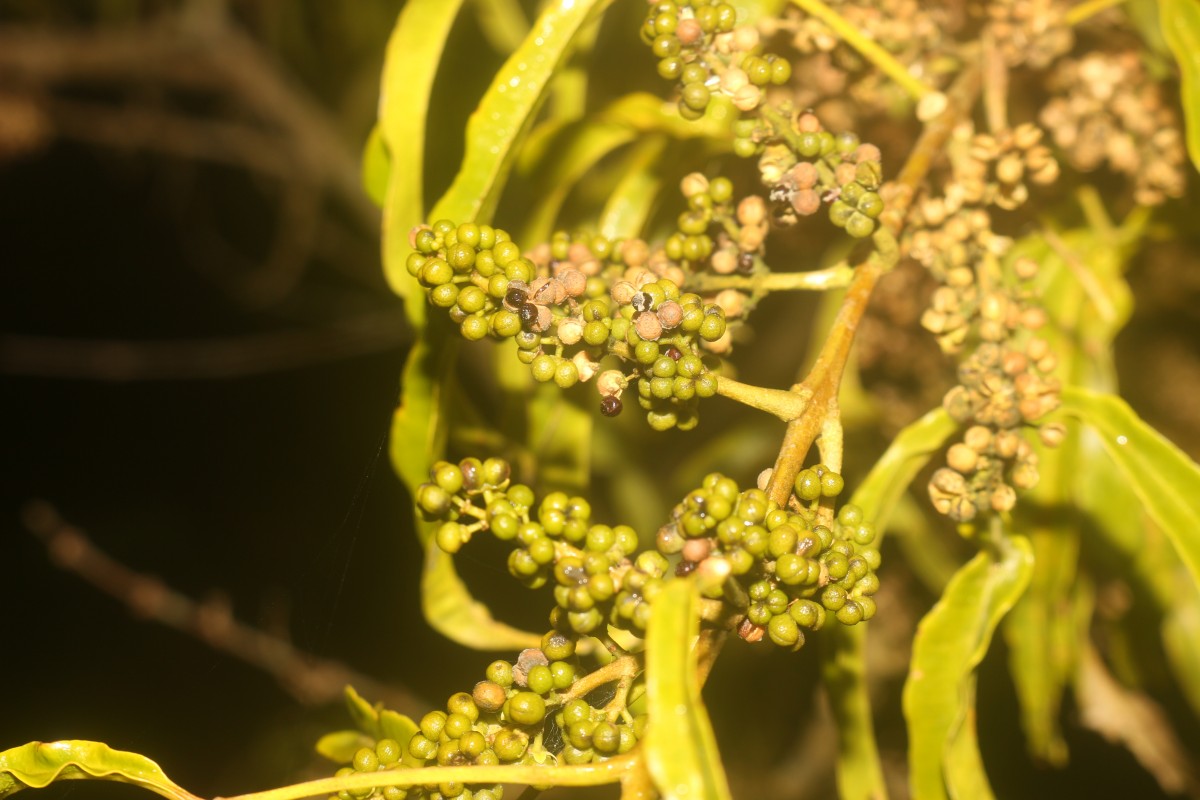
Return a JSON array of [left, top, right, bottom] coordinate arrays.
[[420, 457, 880, 652], [408, 220, 730, 429], [641, 1, 791, 119], [746, 113, 885, 239], [661, 466, 881, 648]]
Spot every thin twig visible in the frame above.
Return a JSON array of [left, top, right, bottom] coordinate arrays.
[[21, 500, 422, 715]]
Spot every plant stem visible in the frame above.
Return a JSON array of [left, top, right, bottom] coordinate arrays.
[[716, 375, 811, 421], [559, 654, 640, 702], [765, 65, 982, 507], [220, 757, 639, 800], [686, 263, 855, 293], [788, 0, 938, 101]]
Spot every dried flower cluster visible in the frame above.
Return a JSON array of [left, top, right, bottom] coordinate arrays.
[[1041, 50, 1187, 205]]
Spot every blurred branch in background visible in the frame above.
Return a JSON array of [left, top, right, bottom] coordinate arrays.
[[21, 498, 422, 717], [0, 2, 384, 306]]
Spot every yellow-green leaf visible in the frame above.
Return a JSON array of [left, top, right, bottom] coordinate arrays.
[[422, 544, 541, 650], [1160, 0, 1200, 172], [820, 626, 888, 800], [851, 407, 957, 532], [378, 0, 468, 304], [903, 536, 1034, 800], [0, 741, 199, 800], [597, 135, 669, 240], [1058, 386, 1200, 590], [815, 406, 957, 800], [644, 580, 732, 800], [362, 124, 390, 208], [429, 0, 617, 228], [315, 731, 372, 764]]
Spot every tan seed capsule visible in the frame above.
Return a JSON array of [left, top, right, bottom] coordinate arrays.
[[681, 172, 710, 199], [634, 311, 663, 341], [990, 483, 1017, 512], [559, 269, 587, 297], [756, 468, 773, 491], [1039, 422, 1067, 448], [656, 300, 684, 328], [621, 238, 649, 267], [792, 189, 821, 216], [931, 467, 967, 494], [711, 248, 739, 274], [676, 17, 703, 45], [733, 84, 762, 112], [597, 369, 626, 397], [532, 304, 553, 332], [948, 495, 978, 522], [682, 538, 712, 563], [797, 112, 822, 132], [715, 289, 746, 318], [567, 241, 592, 265], [1013, 122, 1043, 150], [733, 26, 760, 51], [1013, 256, 1039, 280], [557, 318, 583, 345], [1002, 351, 1029, 376], [738, 196, 768, 227], [572, 351, 599, 382], [996, 153, 1025, 185], [1012, 462, 1040, 489], [835, 162, 858, 186], [1036, 353, 1058, 374], [1026, 337, 1050, 361], [947, 443, 980, 473], [853, 143, 882, 164], [611, 280, 637, 305], [790, 161, 820, 189], [994, 429, 1021, 458], [964, 425, 993, 452], [1022, 307, 1048, 330], [721, 68, 750, 95]]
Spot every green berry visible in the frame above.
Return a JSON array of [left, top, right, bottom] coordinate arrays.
[[527, 664, 554, 695], [507, 692, 546, 726], [768, 613, 802, 647]]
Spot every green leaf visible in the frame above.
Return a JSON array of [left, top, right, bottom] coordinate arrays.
[[315, 731, 372, 765], [468, 0, 529, 54], [903, 536, 1034, 800], [645, 580, 732, 800], [0, 742, 199, 800], [820, 626, 888, 800], [422, 544, 541, 650], [344, 685, 384, 740], [361, 124, 390, 208], [1058, 386, 1200, 590], [814, 406, 957, 800], [1002, 523, 1079, 766], [851, 407, 957, 531], [429, 0, 617, 228], [1160, 0, 1200, 172], [597, 135, 669, 240], [378, 0, 468, 305]]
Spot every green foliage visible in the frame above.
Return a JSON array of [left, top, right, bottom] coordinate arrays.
[[8, 1, 1200, 799]]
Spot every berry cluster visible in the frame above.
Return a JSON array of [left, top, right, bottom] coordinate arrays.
[[328, 632, 648, 800], [740, 111, 885, 239], [406, 220, 729, 428], [660, 466, 880, 647], [417, 457, 880, 649], [642, 1, 792, 118]]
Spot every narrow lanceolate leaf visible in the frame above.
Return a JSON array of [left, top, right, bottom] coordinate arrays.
[[597, 135, 669, 240], [429, 0, 617, 229], [0, 741, 200, 800], [903, 536, 1034, 800], [814, 407, 957, 800], [851, 407, 957, 532], [422, 545, 541, 650], [821, 626, 888, 800], [645, 581, 732, 800], [1059, 386, 1200, 590], [378, 0, 468, 305], [1160, 0, 1200, 172]]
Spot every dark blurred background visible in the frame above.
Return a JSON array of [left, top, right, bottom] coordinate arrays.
[[3, 3, 1200, 800]]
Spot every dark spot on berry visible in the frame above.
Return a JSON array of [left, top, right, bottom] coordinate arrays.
[[737, 252, 755, 273], [631, 292, 653, 312], [675, 560, 698, 577], [519, 302, 540, 328], [600, 396, 623, 417], [665, 346, 683, 360]]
